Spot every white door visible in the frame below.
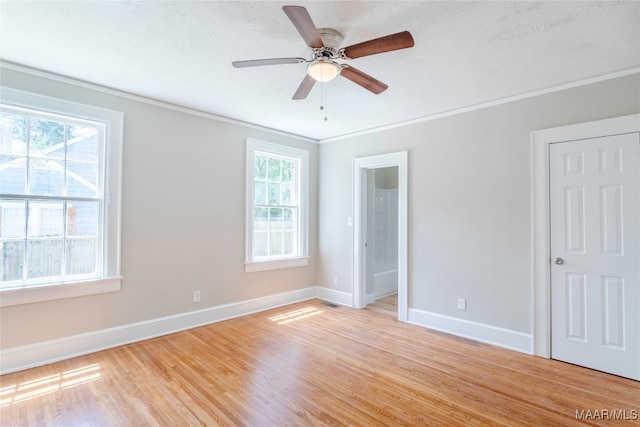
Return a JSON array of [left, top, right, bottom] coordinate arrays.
[[550, 132, 640, 380]]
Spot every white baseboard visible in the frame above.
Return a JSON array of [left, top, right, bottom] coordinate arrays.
[[1, 289, 534, 374], [407, 308, 533, 354], [373, 272, 398, 298], [375, 290, 398, 299], [366, 293, 376, 304], [315, 287, 353, 307], [367, 290, 398, 304], [1, 287, 317, 374]]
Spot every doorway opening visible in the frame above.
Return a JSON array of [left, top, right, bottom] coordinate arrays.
[[353, 151, 408, 321], [365, 167, 399, 315]]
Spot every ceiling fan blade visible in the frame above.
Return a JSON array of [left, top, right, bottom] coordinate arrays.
[[282, 5, 324, 49], [340, 66, 388, 94], [292, 74, 316, 100], [232, 58, 306, 68], [341, 31, 414, 59]]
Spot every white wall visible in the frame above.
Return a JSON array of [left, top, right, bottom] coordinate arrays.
[[318, 73, 640, 338], [0, 66, 318, 350]]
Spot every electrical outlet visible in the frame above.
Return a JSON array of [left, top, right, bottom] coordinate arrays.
[[332, 277, 338, 286], [193, 291, 201, 303], [457, 298, 466, 311]]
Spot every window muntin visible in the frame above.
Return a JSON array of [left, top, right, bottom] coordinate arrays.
[[246, 139, 308, 271], [0, 105, 105, 288]]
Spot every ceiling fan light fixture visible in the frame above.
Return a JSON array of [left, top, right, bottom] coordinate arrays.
[[307, 60, 341, 82]]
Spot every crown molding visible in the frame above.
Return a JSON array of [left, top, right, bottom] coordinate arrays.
[[0, 61, 318, 144], [318, 67, 640, 144], [3, 60, 637, 145]]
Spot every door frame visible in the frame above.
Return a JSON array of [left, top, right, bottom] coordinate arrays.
[[353, 151, 408, 321], [531, 113, 640, 358]]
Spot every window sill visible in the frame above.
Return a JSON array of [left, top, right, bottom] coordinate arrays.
[[245, 257, 309, 273], [0, 277, 122, 307]]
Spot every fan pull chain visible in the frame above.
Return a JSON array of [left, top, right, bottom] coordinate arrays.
[[320, 81, 328, 121]]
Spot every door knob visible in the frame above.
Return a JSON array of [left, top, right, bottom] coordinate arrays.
[[554, 257, 564, 265]]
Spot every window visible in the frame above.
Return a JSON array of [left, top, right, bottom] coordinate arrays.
[[245, 139, 308, 272], [0, 88, 123, 306]]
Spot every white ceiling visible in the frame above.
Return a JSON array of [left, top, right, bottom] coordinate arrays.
[[1, 1, 638, 141]]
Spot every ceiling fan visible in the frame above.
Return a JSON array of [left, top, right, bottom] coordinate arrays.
[[232, 5, 415, 100]]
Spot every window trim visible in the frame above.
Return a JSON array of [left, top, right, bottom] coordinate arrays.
[[245, 138, 309, 273], [0, 87, 123, 306]]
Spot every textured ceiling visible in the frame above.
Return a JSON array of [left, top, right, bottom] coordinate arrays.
[[1, 1, 639, 141]]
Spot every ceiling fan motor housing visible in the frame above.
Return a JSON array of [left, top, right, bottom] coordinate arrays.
[[316, 28, 344, 58]]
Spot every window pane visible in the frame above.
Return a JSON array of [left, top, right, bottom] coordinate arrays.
[[255, 155, 267, 180], [67, 125, 98, 162], [28, 200, 64, 238], [0, 199, 26, 238], [254, 180, 266, 205], [267, 182, 280, 205], [0, 155, 27, 194], [283, 208, 296, 231], [283, 231, 294, 255], [282, 183, 293, 205], [269, 231, 282, 256], [28, 158, 65, 196], [281, 160, 293, 182], [66, 161, 98, 198], [0, 240, 24, 281], [67, 201, 99, 237], [269, 208, 282, 230], [254, 207, 268, 231], [29, 119, 65, 159], [66, 238, 97, 275], [0, 114, 27, 155], [254, 231, 268, 257], [27, 239, 63, 279], [267, 157, 281, 181]]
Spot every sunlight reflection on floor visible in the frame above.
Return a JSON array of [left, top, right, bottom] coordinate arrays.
[[0, 363, 101, 407], [268, 307, 323, 324]]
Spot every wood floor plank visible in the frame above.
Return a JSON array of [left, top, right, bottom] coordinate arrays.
[[367, 293, 398, 314], [1, 299, 639, 426]]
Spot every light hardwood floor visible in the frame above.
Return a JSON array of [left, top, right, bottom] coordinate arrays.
[[367, 293, 398, 314], [1, 299, 639, 426]]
